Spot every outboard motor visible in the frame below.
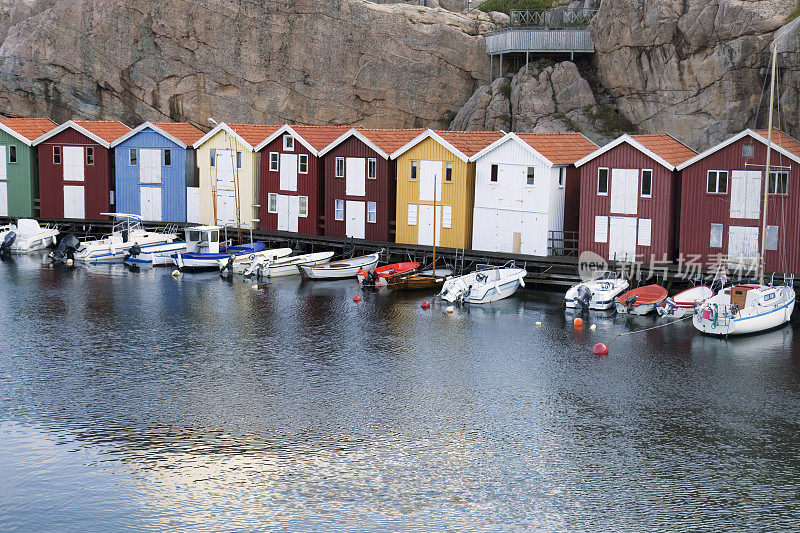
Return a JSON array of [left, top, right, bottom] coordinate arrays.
[[220, 255, 235, 275], [625, 294, 639, 308], [0, 231, 16, 257], [362, 269, 379, 286], [50, 233, 80, 264], [124, 243, 142, 261], [575, 285, 592, 308], [662, 297, 677, 314]]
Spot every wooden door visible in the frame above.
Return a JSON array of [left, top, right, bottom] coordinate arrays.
[[140, 149, 162, 183], [216, 150, 235, 188], [346, 200, 365, 239], [63, 146, 84, 181], [280, 154, 298, 191], [609, 216, 637, 261], [727, 225, 759, 269], [419, 160, 442, 202], [729, 170, 761, 219], [418, 204, 441, 246], [140, 187, 162, 221], [215, 190, 236, 226], [63, 185, 85, 219], [276, 194, 289, 231], [345, 158, 366, 197], [288, 195, 299, 233], [610, 168, 637, 215]]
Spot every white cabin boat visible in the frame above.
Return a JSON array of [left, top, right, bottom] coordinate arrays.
[[656, 285, 714, 318], [693, 283, 795, 335], [565, 271, 629, 310], [298, 252, 380, 280], [72, 213, 178, 263], [440, 266, 526, 304], [245, 251, 335, 278], [0, 219, 59, 253]]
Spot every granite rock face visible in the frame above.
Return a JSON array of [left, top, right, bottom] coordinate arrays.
[[0, 0, 493, 129]]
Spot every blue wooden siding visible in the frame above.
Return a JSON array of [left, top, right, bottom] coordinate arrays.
[[113, 128, 192, 222]]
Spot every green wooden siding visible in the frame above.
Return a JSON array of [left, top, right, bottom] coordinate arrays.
[[0, 129, 36, 217]]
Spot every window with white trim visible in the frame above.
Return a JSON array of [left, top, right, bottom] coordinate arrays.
[[53, 146, 61, 165], [742, 143, 754, 158], [129, 148, 137, 166], [8, 145, 17, 164], [407, 204, 417, 225], [268, 193, 278, 213], [768, 171, 788, 195], [637, 218, 652, 246], [367, 201, 377, 223], [210, 148, 216, 167], [410, 161, 417, 180], [594, 216, 608, 243], [597, 168, 609, 195], [368, 158, 377, 179], [85, 147, 94, 165], [640, 169, 652, 197], [335, 157, 344, 178], [236, 151, 242, 169], [442, 206, 452, 228], [334, 199, 344, 221], [707, 170, 728, 194], [710, 223, 723, 248], [490, 164, 498, 183], [299, 196, 308, 217], [299, 154, 309, 174], [526, 167, 535, 186], [283, 134, 294, 150], [269, 152, 279, 171]]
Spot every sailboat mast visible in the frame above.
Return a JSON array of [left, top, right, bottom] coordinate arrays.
[[432, 172, 437, 277], [759, 44, 778, 285]]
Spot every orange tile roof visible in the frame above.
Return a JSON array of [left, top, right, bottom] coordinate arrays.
[[74, 120, 130, 143], [753, 129, 800, 158], [152, 122, 204, 146], [226, 124, 281, 148], [290, 125, 352, 151], [434, 130, 505, 158], [632, 134, 696, 167], [516, 132, 598, 165], [0, 117, 57, 142], [360, 128, 426, 154]]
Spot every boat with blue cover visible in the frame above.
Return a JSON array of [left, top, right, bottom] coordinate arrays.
[[175, 241, 266, 271]]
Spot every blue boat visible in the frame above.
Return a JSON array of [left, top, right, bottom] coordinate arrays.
[[174, 241, 266, 271]]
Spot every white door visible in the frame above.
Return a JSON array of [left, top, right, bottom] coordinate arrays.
[[728, 225, 759, 269], [140, 187, 162, 221], [729, 170, 761, 219], [0, 146, 6, 180], [280, 154, 298, 191], [288, 195, 300, 233], [610, 168, 637, 214], [609, 216, 637, 261], [276, 194, 289, 231], [216, 190, 236, 225], [186, 187, 200, 223], [0, 181, 7, 216], [345, 157, 366, 197], [418, 204, 441, 246], [63, 185, 85, 219], [63, 146, 85, 181], [345, 200, 365, 239], [216, 150, 235, 187], [420, 160, 442, 202], [140, 149, 162, 183]]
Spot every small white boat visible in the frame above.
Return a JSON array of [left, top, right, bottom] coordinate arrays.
[[71, 213, 178, 263], [0, 219, 59, 253], [440, 266, 526, 304], [218, 247, 293, 274], [245, 251, 335, 278], [565, 271, 629, 310], [657, 285, 714, 318], [298, 252, 380, 280], [693, 282, 795, 335]]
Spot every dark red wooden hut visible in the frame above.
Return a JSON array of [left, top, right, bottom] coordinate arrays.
[[574, 134, 695, 264], [35, 120, 130, 220], [676, 129, 800, 274]]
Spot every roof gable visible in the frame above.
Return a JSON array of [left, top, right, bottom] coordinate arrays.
[[255, 124, 351, 154], [0, 118, 57, 145], [390, 129, 504, 162], [110, 121, 204, 148], [575, 134, 695, 170], [317, 128, 426, 158], [676, 129, 800, 170], [33, 120, 130, 148], [470, 132, 597, 164], [193, 123, 280, 151]]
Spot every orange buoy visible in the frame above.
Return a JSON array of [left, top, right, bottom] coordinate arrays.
[[593, 343, 609, 355], [573, 317, 583, 327], [421, 300, 431, 309], [353, 295, 362, 302]]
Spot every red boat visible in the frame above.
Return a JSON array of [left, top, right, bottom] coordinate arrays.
[[614, 284, 668, 315], [357, 262, 419, 288]]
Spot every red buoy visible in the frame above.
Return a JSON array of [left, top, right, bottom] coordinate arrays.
[[573, 317, 583, 327], [421, 300, 431, 309], [353, 295, 362, 302], [593, 343, 609, 355]]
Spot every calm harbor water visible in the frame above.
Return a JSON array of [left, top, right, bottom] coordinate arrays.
[[1, 253, 799, 531]]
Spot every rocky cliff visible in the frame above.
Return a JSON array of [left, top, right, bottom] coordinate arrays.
[[0, 0, 499, 129]]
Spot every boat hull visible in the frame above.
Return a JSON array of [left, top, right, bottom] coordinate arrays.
[[693, 294, 795, 336], [298, 253, 381, 280], [440, 268, 526, 304], [76, 237, 178, 263], [124, 242, 189, 266], [246, 252, 336, 278]]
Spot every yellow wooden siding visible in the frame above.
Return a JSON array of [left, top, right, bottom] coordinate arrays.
[[394, 137, 475, 248], [196, 130, 260, 229]]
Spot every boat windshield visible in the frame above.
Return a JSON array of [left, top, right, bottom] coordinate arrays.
[[112, 216, 142, 233], [593, 271, 616, 280], [186, 230, 202, 243]]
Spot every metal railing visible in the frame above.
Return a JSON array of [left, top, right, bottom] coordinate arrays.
[[510, 8, 597, 28]]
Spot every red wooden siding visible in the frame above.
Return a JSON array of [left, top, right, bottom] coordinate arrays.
[[258, 137, 322, 235], [679, 135, 800, 273], [38, 128, 113, 220], [322, 136, 394, 242], [578, 143, 680, 261]]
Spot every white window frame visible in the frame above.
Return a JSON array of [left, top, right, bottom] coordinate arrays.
[[594, 215, 608, 243], [299, 196, 308, 217], [442, 205, 452, 229], [768, 170, 788, 195], [85, 147, 94, 166], [8, 144, 17, 164], [335, 157, 345, 178], [490, 164, 498, 184], [742, 143, 754, 158], [526, 167, 535, 187], [640, 169, 653, 198], [367, 201, 377, 223], [707, 170, 728, 194], [597, 167, 609, 195], [269, 152, 279, 172], [267, 193, 278, 214], [53, 146, 61, 165], [334, 199, 344, 221], [129, 148, 137, 166], [283, 134, 294, 151], [210, 148, 216, 167], [367, 158, 377, 180], [410, 161, 417, 180], [299, 154, 309, 174], [445, 162, 453, 182], [407, 204, 417, 225], [236, 151, 242, 169]]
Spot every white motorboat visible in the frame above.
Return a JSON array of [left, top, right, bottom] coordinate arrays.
[[244, 251, 335, 278], [298, 252, 380, 280], [123, 241, 190, 267], [657, 285, 714, 318], [0, 219, 59, 253], [565, 270, 629, 310], [71, 213, 178, 263], [218, 247, 293, 274], [693, 282, 795, 335], [440, 266, 526, 304]]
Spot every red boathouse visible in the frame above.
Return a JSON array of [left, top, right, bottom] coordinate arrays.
[[574, 134, 696, 263], [34, 120, 131, 220]]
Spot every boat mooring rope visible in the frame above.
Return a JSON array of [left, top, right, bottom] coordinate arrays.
[[608, 315, 693, 343]]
